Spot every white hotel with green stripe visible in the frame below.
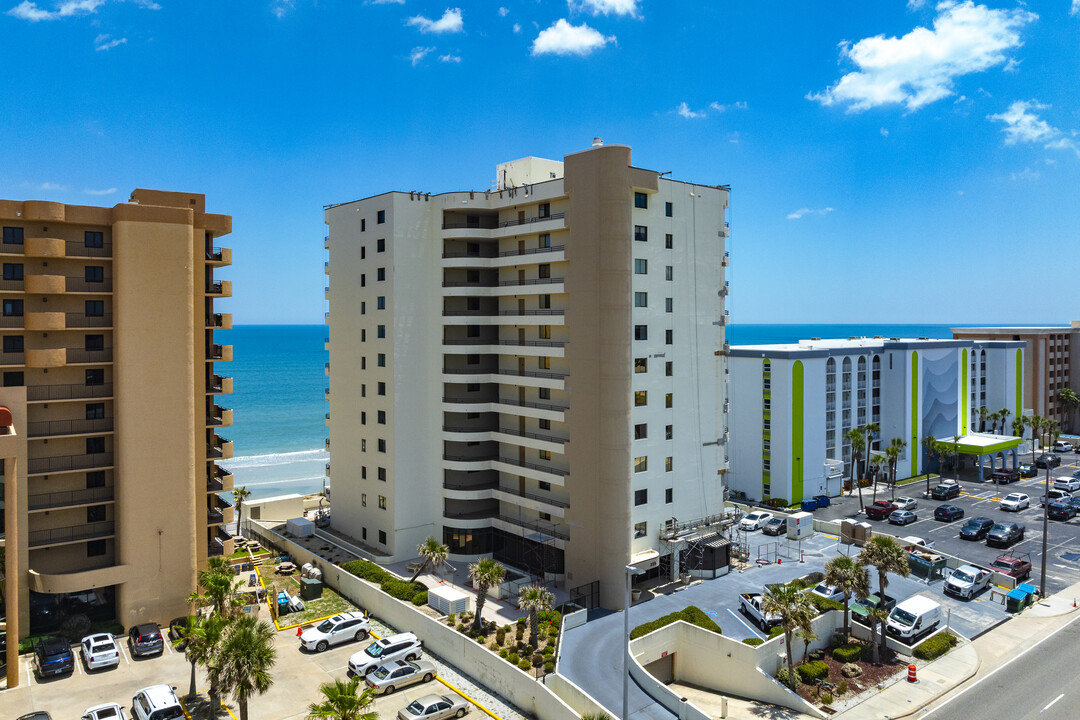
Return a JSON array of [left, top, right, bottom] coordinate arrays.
[[727, 337, 1024, 506]]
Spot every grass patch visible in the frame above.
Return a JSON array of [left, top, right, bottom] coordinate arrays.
[[264, 576, 358, 626], [630, 606, 721, 640], [895, 473, 941, 488]]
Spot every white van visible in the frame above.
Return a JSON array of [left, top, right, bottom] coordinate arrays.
[[885, 596, 942, 641], [131, 684, 185, 720]]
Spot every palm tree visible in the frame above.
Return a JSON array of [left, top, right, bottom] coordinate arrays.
[[921, 435, 939, 495], [307, 677, 378, 720], [409, 537, 449, 582], [862, 422, 880, 471], [824, 555, 869, 640], [1024, 415, 1042, 461], [210, 615, 277, 720], [857, 535, 911, 598], [845, 427, 866, 508], [191, 558, 243, 618], [1011, 417, 1025, 439], [233, 485, 251, 537], [999, 408, 1011, 436], [867, 606, 891, 664], [869, 455, 887, 502], [977, 406, 988, 432], [885, 437, 906, 494], [1059, 389, 1080, 432], [174, 614, 202, 700], [468, 558, 506, 634], [987, 410, 1001, 435], [760, 584, 814, 690], [796, 626, 817, 664], [518, 584, 555, 651], [185, 613, 228, 710]]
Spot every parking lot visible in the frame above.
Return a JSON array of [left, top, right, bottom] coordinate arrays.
[[1, 612, 524, 720]]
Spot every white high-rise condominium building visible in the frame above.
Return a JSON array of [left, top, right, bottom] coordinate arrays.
[[324, 142, 729, 608]]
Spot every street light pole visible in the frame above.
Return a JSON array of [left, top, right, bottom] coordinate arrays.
[[623, 563, 645, 720], [1041, 458, 1051, 597]]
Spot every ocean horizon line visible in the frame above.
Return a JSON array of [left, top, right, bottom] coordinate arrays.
[[223, 321, 1064, 329]]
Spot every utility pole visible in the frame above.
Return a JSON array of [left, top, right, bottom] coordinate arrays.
[[1040, 432, 1050, 597]]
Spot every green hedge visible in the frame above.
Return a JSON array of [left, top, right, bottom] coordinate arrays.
[[340, 559, 427, 603], [776, 666, 796, 689], [808, 595, 845, 615], [769, 625, 785, 639], [411, 591, 428, 606], [831, 644, 863, 663], [796, 660, 830, 684], [630, 606, 721, 640], [537, 609, 562, 627], [742, 637, 764, 646], [913, 631, 958, 660]]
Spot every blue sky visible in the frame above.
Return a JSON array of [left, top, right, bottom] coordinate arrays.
[[2, 0, 1078, 325]]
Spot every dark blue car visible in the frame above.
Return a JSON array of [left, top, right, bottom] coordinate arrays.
[[934, 504, 965, 522], [33, 637, 74, 679]]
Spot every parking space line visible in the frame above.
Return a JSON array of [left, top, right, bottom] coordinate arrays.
[[23, 657, 34, 687], [119, 642, 131, 665], [436, 676, 504, 720], [726, 607, 763, 637], [162, 637, 175, 655], [75, 653, 84, 675]]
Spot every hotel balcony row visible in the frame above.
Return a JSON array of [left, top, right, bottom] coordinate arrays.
[[27, 382, 113, 402], [207, 496, 234, 527], [27, 416, 114, 439], [206, 404, 234, 427], [207, 464, 235, 493], [441, 422, 566, 453], [441, 451, 568, 486], [27, 485, 115, 513], [442, 365, 567, 390], [441, 276, 565, 298], [0, 348, 114, 368], [443, 475, 569, 516], [441, 395, 567, 423], [27, 452, 114, 476], [0, 276, 113, 293], [0, 312, 113, 330], [28, 520, 115, 549], [439, 211, 566, 241], [441, 243, 566, 269], [207, 434, 233, 460], [0, 238, 113, 258]]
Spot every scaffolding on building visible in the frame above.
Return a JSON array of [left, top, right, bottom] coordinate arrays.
[[659, 509, 740, 580]]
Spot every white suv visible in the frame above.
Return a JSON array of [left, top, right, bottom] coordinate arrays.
[[131, 685, 184, 720], [300, 611, 370, 652], [349, 632, 423, 676]]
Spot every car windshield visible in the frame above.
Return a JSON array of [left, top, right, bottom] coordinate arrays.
[[316, 619, 335, 633], [91, 642, 113, 653], [891, 608, 916, 626], [365, 643, 385, 658], [952, 571, 974, 583], [962, 520, 979, 529], [1006, 495, 1022, 502], [747, 513, 764, 521], [404, 701, 425, 716], [991, 560, 1013, 571], [766, 518, 781, 526], [372, 665, 392, 680], [991, 524, 1010, 534], [813, 584, 832, 594]]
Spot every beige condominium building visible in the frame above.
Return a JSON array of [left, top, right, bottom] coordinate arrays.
[[325, 141, 729, 608], [0, 190, 234, 651], [952, 323, 1079, 431]]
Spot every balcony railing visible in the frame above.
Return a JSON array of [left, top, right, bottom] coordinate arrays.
[[0, 279, 25, 291], [497, 485, 569, 508], [497, 456, 568, 476], [208, 345, 226, 360], [28, 486, 114, 511], [67, 348, 113, 364], [442, 309, 565, 317], [442, 217, 500, 231], [27, 383, 113, 401], [209, 538, 225, 556], [28, 521, 114, 547], [207, 247, 226, 262], [496, 426, 567, 444], [66, 242, 112, 258], [207, 281, 227, 294], [497, 277, 564, 287], [207, 476, 224, 493], [28, 452, 113, 474], [443, 477, 500, 491], [206, 313, 228, 328], [66, 277, 113, 292], [0, 315, 24, 328], [28, 417, 114, 438], [65, 313, 112, 328], [498, 212, 565, 228], [443, 339, 566, 349], [208, 509, 224, 524], [0, 352, 25, 365], [497, 514, 569, 540], [494, 397, 568, 412]]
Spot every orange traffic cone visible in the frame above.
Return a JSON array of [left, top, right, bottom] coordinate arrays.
[[907, 664, 918, 683], [296, 624, 304, 638]]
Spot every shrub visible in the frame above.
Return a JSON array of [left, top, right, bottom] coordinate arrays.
[[837, 680, 848, 696], [447, 613, 456, 626], [531, 652, 544, 666], [543, 660, 555, 673], [411, 591, 428, 606], [821, 693, 833, 705], [829, 630, 848, 649], [796, 660, 830, 684], [913, 631, 958, 660], [742, 637, 764, 646], [342, 559, 392, 584], [518, 658, 532, 671], [379, 577, 427, 603], [808, 595, 845, 615], [537, 609, 562, 627], [457, 623, 467, 633], [499, 649, 508, 659], [776, 666, 797, 689], [515, 625, 525, 640], [831, 644, 863, 663], [508, 652, 519, 665], [629, 606, 721, 640], [516, 617, 527, 626], [477, 636, 486, 645], [769, 625, 785, 639], [495, 627, 506, 645], [542, 645, 555, 656]]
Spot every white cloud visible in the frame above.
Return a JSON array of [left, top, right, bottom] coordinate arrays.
[[438, 53, 461, 63], [787, 207, 835, 220], [409, 46, 434, 65], [570, 0, 639, 17], [8, 0, 104, 21], [407, 8, 463, 34], [365, 0, 404, 4], [708, 100, 747, 113], [271, 0, 293, 19], [1072, 0, 1079, 16], [908, 0, 927, 8], [807, 1, 1037, 113], [84, 187, 117, 195], [675, 102, 705, 119], [512, 22, 520, 33], [988, 100, 1080, 157], [531, 18, 613, 56], [94, 32, 126, 50], [498, 6, 508, 16], [28, 181, 68, 191], [880, 127, 889, 137], [1010, 167, 1040, 181], [1003, 57, 1020, 72], [127, 0, 159, 8]]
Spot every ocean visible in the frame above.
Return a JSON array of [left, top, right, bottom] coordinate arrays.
[[218, 322, 1016, 500]]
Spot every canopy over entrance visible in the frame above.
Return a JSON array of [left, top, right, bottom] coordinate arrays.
[[950, 433, 1023, 456]]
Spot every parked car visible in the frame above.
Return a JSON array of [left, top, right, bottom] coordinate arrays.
[[365, 659, 437, 695], [1019, 464, 1038, 478], [1000, 493, 1030, 511], [1053, 440, 1073, 452], [81, 703, 127, 720], [127, 623, 164, 657], [865, 500, 899, 520], [1048, 502, 1077, 521], [851, 593, 896, 621], [1066, 495, 1080, 513], [18, 714, 53, 720], [1037, 454, 1062, 469], [131, 685, 185, 720], [1054, 477, 1080, 492], [739, 593, 782, 630], [300, 611, 370, 652], [931, 484, 961, 500], [167, 616, 197, 647], [934, 504, 965, 522], [959, 517, 995, 540], [991, 554, 1032, 581], [987, 522, 1026, 547], [901, 536, 935, 550], [991, 469, 1021, 484], [893, 497, 919, 511], [80, 633, 120, 670], [886, 596, 942, 641], [349, 632, 423, 677], [1040, 489, 1073, 506], [761, 516, 787, 536], [809, 583, 845, 602], [944, 565, 992, 600], [398, 693, 471, 720], [738, 511, 773, 531], [34, 637, 74, 678], [888, 510, 917, 526]]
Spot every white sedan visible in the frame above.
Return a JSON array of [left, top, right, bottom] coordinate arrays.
[[82, 702, 127, 720], [893, 496, 919, 511], [1054, 477, 1080, 492], [739, 511, 773, 531], [80, 633, 120, 671], [1000, 493, 1030, 512]]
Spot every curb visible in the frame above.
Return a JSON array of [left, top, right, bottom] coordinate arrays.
[[890, 643, 982, 720], [437, 675, 504, 720]]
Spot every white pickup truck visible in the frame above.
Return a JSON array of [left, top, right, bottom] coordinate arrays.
[[739, 592, 782, 631]]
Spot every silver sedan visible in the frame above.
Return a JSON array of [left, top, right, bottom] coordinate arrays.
[[397, 693, 470, 720], [366, 659, 437, 695]]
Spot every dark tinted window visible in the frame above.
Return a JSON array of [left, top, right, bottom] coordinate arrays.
[[84, 231, 104, 248], [2, 227, 24, 245], [3, 263, 23, 280]]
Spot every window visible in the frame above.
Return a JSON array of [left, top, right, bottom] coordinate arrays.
[[377, 210, 386, 224], [466, 354, 480, 365], [538, 356, 550, 370], [539, 418, 551, 430], [538, 264, 551, 279], [665, 233, 673, 249], [378, 495, 387, 509], [539, 233, 551, 249], [3, 371, 23, 386], [377, 296, 385, 310], [377, 238, 385, 252], [87, 505, 106, 522], [85, 300, 104, 317], [666, 424, 673, 440], [85, 369, 104, 385], [86, 437, 105, 454], [634, 292, 647, 308], [634, 390, 647, 406], [539, 294, 551, 309], [634, 423, 648, 440], [378, 530, 386, 544], [666, 361, 673, 376], [377, 267, 386, 281], [539, 480, 551, 491], [85, 266, 104, 283], [361, 466, 367, 479], [377, 439, 386, 453], [538, 387, 550, 400], [84, 231, 103, 248], [666, 393, 673, 408], [634, 489, 648, 505], [634, 258, 647, 275], [361, 411, 366, 424], [3, 227, 24, 245], [665, 266, 673, 281], [665, 457, 673, 472], [634, 357, 647, 373], [360, 218, 366, 232], [634, 521, 647, 539], [87, 540, 106, 557], [377, 354, 386, 367], [665, 298, 673, 313], [378, 382, 386, 396], [378, 467, 386, 481], [363, 528, 369, 541], [665, 488, 673, 503], [538, 202, 550, 218], [666, 329, 673, 345], [361, 247, 366, 260], [665, 202, 673, 217], [634, 225, 648, 242], [377, 325, 386, 339], [361, 302, 366, 315], [377, 410, 386, 424], [3, 263, 22, 281], [361, 439, 366, 452], [86, 471, 105, 488], [634, 192, 648, 209], [3, 336, 23, 353], [361, 329, 366, 342], [361, 274, 366, 287], [539, 325, 551, 340], [634, 456, 648, 473], [361, 493, 367, 507], [539, 450, 551, 460], [3, 299, 23, 316], [634, 325, 647, 341], [86, 402, 105, 419]]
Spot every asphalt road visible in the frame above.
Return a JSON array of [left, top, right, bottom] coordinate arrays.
[[925, 611, 1080, 720]]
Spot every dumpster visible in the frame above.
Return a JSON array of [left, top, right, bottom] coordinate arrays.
[[907, 550, 948, 581], [300, 578, 323, 601], [1017, 582, 1039, 598], [800, 500, 817, 513], [814, 495, 831, 508], [1006, 587, 1032, 613]]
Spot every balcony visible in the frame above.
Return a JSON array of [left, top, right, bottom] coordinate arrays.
[[28, 486, 114, 511], [207, 435, 233, 460], [208, 509, 224, 525], [206, 280, 233, 297], [26, 312, 66, 331], [65, 277, 113, 293], [0, 314, 24, 328], [28, 452, 114, 475], [206, 313, 233, 329], [65, 241, 112, 258], [65, 313, 113, 328], [0, 278, 24, 291], [66, 348, 113, 364], [207, 405, 233, 427], [499, 211, 565, 229], [29, 521, 115, 548], [722, 250, 730, 267], [28, 382, 113, 402], [25, 237, 66, 257], [207, 375, 233, 394], [324, 311, 329, 325], [209, 538, 225, 556], [324, 261, 329, 275], [28, 417, 114, 438], [0, 351, 25, 366], [207, 247, 232, 265], [207, 344, 233, 362], [325, 361, 330, 376], [26, 275, 65, 294], [494, 485, 569, 509], [495, 514, 569, 541]]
